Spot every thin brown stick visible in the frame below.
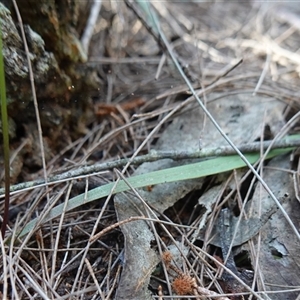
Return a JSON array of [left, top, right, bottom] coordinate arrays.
[[11, 0, 49, 200], [85, 258, 105, 300], [90, 216, 194, 243], [1, 136, 299, 197]]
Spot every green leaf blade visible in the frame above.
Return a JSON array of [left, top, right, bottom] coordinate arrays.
[[18, 147, 293, 238]]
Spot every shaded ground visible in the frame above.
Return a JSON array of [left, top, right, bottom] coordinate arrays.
[[1, 1, 300, 300]]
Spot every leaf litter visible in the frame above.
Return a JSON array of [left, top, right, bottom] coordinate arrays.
[[2, 1, 300, 300]]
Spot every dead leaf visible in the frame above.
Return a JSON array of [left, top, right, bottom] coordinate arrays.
[[250, 156, 300, 300], [114, 94, 286, 299]]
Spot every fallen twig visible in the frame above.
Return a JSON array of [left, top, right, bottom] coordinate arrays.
[[1, 136, 299, 196]]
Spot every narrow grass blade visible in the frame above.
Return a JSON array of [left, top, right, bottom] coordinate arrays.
[[0, 25, 10, 237], [18, 147, 293, 238]]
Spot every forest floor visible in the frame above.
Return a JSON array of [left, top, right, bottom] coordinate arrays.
[[2, 1, 300, 300]]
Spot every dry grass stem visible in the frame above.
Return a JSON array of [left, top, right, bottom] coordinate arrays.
[[11, 0, 49, 198]]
